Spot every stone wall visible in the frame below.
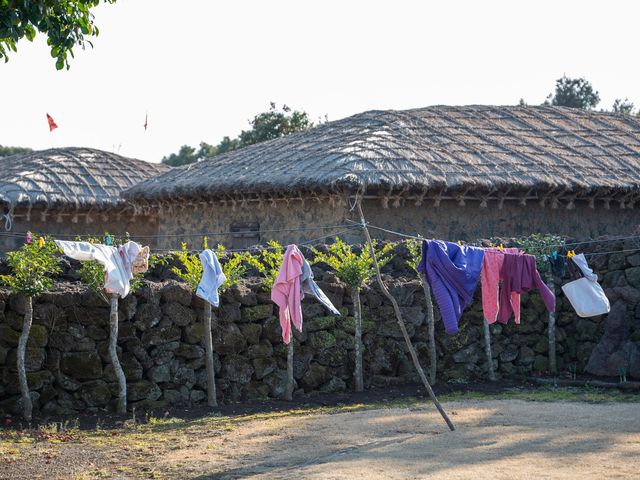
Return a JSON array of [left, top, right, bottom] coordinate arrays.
[[0, 207, 160, 253], [0, 241, 639, 416], [153, 198, 640, 250]]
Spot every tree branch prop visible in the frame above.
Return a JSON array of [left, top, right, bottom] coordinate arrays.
[[356, 202, 455, 431]]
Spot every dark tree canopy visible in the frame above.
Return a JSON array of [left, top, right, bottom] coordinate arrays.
[[0, 0, 116, 70], [236, 102, 313, 148], [162, 103, 314, 166], [0, 145, 32, 157], [161, 143, 213, 167], [546, 76, 600, 110], [612, 98, 635, 115]]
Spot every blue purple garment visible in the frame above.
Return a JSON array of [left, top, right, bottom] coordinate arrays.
[[417, 240, 485, 335]]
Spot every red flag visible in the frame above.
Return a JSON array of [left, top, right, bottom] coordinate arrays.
[[46, 113, 58, 132], [143, 113, 148, 131]]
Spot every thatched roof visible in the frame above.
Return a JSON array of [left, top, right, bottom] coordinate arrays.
[[124, 106, 640, 206], [0, 147, 169, 210]]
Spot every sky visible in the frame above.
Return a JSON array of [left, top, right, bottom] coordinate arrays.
[[1, 0, 639, 163]]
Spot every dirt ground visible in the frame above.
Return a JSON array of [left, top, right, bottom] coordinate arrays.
[[159, 400, 640, 480], [1, 387, 639, 479]]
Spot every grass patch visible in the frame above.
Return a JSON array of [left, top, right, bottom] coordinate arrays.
[[438, 386, 640, 403]]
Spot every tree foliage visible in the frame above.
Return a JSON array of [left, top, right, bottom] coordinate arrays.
[[0, 0, 116, 70], [0, 145, 32, 157], [161, 142, 215, 167], [545, 76, 600, 110], [236, 102, 313, 148], [1, 236, 61, 297], [171, 242, 202, 291], [171, 239, 247, 294], [404, 238, 423, 273], [312, 238, 395, 289], [161, 103, 314, 166], [215, 245, 248, 294], [245, 240, 284, 292], [513, 233, 564, 274], [612, 98, 635, 115]]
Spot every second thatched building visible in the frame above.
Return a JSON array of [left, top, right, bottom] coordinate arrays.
[[0, 147, 170, 251]]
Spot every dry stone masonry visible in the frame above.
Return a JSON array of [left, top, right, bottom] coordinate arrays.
[[1, 240, 639, 416]]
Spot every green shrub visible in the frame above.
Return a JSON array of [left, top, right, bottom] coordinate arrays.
[[0, 236, 61, 297]]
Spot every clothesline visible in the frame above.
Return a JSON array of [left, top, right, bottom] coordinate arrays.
[[346, 220, 640, 259], [8, 216, 640, 259], [148, 225, 362, 254]]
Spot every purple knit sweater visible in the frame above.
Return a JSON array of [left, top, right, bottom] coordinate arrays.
[[417, 240, 485, 335], [499, 253, 555, 323]]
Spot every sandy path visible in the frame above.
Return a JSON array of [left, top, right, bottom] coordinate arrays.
[[162, 400, 640, 479]]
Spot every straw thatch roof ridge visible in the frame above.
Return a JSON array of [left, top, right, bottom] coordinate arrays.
[[0, 147, 170, 210], [124, 105, 640, 203]]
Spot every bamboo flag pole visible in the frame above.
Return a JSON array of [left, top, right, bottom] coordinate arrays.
[[356, 202, 455, 431]]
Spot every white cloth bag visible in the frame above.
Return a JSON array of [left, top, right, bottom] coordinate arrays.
[[561, 253, 610, 318]]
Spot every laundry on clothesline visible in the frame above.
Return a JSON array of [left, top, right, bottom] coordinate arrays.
[[55, 240, 150, 298], [196, 249, 227, 307], [481, 247, 521, 325], [271, 244, 340, 344], [561, 253, 610, 318], [417, 240, 484, 335], [301, 255, 340, 316], [548, 254, 567, 278], [417, 239, 557, 334], [498, 253, 555, 324]]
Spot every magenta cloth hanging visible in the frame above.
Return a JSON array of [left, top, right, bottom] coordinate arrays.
[[271, 244, 304, 344], [418, 240, 485, 335], [481, 247, 521, 324], [498, 253, 555, 324]]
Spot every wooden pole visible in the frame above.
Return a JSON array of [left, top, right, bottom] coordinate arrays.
[[110, 293, 127, 414], [352, 287, 364, 391], [356, 203, 455, 431], [483, 319, 497, 381], [203, 300, 217, 407], [418, 276, 437, 384], [17, 296, 33, 421], [285, 338, 294, 401], [547, 274, 557, 375]]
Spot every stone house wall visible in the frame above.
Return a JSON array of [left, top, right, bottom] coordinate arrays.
[[153, 199, 640, 250], [0, 207, 160, 253], [0, 241, 639, 416]]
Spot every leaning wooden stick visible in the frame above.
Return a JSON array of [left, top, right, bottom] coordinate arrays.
[[356, 202, 455, 431]]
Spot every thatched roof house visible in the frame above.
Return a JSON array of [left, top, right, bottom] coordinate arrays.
[[0, 147, 169, 250], [125, 106, 640, 248]]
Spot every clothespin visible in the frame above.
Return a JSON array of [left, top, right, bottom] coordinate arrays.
[[38, 237, 45, 249], [551, 251, 558, 260], [105, 232, 112, 246], [567, 250, 576, 258], [542, 253, 548, 262], [498, 244, 504, 251], [457, 240, 463, 246], [25, 231, 32, 244]]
